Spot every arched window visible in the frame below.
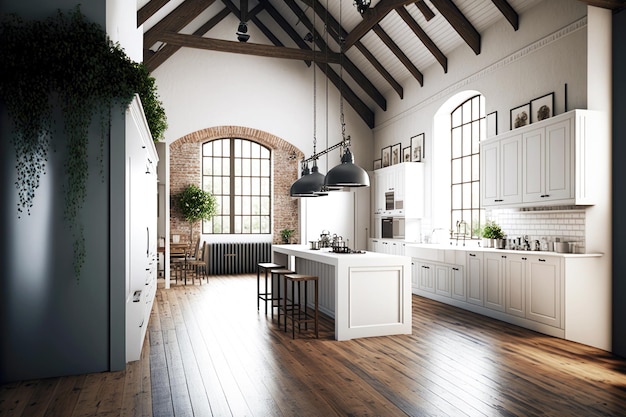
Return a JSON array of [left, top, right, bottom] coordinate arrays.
[[450, 95, 485, 238], [202, 138, 272, 234]]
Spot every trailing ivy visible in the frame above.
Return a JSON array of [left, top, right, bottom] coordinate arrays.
[[0, 7, 168, 278]]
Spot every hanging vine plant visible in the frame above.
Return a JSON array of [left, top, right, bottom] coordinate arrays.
[[0, 7, 168, 278]]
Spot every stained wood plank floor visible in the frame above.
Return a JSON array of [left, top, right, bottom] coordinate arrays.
[[2, 274, 626, 416]]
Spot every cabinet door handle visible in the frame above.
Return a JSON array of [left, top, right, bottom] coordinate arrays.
[[539, 258, 546, 262]]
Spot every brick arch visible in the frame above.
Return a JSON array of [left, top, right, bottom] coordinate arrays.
[[169, 126, 302, 245]]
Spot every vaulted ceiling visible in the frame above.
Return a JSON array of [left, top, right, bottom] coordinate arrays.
[[138, 0, 625, 128]]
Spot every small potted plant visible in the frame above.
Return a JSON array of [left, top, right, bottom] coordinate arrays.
[[280, 229, 295, 244], [482, 220, 504, 248]]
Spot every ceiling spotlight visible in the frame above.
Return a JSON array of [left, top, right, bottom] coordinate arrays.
[[237, 21, 249, 42], [354, 0, 371, 14]]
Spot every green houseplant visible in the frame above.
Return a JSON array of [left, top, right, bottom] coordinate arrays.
[[280, 229, 295, 244], [482, 220, 504, 248], [178, 184, 218, 244], [0, 7, 168, 278]]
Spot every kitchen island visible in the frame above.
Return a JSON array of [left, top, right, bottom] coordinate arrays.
[[272, 244, 412, 341]]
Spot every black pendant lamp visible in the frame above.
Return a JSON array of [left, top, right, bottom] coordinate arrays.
[[324, 146, 370, 187], [290, 160, 327, 197], [324, 0, 370, 189]]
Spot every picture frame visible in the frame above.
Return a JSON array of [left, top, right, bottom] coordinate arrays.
[[530, 92, 554, 123], [373, 159, 382, 170], [403, 146, 411, 163], [486, 111, 497, 138], [510, 103, 530, 129], [381, 146, 391, 167], [411, 133, 424, 162], [391, 143, 401, 165]]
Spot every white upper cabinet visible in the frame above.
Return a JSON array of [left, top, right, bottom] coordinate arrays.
[[480, 110, 599, 208], [373, 162, 424, 217], [481, 134, 522, 206]]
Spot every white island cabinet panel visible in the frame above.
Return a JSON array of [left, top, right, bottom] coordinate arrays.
[[272, 245, 411, 341]]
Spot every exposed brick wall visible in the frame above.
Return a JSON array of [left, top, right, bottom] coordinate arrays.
[[169, 126, 302, 244]]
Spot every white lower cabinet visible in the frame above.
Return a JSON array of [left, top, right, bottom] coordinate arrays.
[[526, 255, 562, 328], [417, 261, 435, 293], [409, 245, 606, 350], [505, 254, 527, 318], [466, 252, 483, 306], [483, 252, 505, 312]]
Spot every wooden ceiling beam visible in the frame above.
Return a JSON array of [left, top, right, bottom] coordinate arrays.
[[491, 0, 519, 31], [258, 0, 312, 65], [137, 0, 172, 27], [578, 0, 626, 10], [221, 0, 285, 52], [396, 6, 447, 73], [415, 0, 435, 21], [305, 0, 404, 100], [372, 24, 423, 86], [317, 62, 375, 129], [429, 0, 481, 55], [157, 32, 342, 63], [355, 42, 403, 99], [282, 0, 387, 112], [145, 7, 230, 72], [144, 0, 216, 50], [344, 0, 419, 50]]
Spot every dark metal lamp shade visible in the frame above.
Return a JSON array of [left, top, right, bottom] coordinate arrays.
[[290, 163, 327, 197], [324, 148, 370, 187]]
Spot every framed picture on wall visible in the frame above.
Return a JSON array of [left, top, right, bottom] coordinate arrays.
[[391, 143, 401, 165], [510, 103, 530, 129], [486, 111, 497, 138], [403, 146, 411, 162], [530, 92, 554, 123], [373, 159, 382, 170], [411, 133, 424, 162], [381, 146, 391, 167]]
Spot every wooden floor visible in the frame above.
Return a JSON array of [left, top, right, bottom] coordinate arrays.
[[2, 274, 626, 416]]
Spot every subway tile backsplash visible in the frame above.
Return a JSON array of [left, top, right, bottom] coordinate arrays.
[[488, 207, 586, 253]]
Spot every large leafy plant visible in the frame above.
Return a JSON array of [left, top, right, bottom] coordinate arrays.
[[0, 7, 168, 278], [178, 184, 218, 243]]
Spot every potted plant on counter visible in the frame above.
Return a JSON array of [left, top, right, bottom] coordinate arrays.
[[482, 220, 504, 248], [280, 229, 295, 244]]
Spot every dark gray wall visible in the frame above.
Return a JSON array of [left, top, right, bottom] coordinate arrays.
[[612, 9, 626, 358], [0, 107, 113, 383], [0, 2, 115, 383]]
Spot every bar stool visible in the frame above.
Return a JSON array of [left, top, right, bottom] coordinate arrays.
[[283, 274, 319, 339], [269, 268, 295, 321], [257, 262, 284, 314]]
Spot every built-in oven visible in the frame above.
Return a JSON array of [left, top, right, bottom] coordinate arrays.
[[385, 191, 394, 211], [382, 217, 405, 239]]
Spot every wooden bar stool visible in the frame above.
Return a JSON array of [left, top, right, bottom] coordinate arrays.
[[283, 274, 319, 339], [269, 268, 295, 321], [257, 262, 284, 314]]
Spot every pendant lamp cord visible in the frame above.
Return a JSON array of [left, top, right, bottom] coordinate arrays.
[[313, 6, 317, 157], [339, 0, 347, 144]]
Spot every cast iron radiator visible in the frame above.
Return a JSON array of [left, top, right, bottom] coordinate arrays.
[[206, 242, 272, 275]]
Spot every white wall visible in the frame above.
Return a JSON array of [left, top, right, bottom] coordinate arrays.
[[373, 0, 588, 235], [152, 12, 374, 247]]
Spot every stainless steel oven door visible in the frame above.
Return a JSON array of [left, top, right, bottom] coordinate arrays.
[[385, 191, 394, 211]]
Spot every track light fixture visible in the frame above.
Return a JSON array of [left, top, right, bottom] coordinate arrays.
[[354, 0, 371, 14], [236, 21, 249, 42]]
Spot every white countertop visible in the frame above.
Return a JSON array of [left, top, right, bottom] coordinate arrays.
[[272, 244, 408, 266], [404, 242, 603, 258]]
